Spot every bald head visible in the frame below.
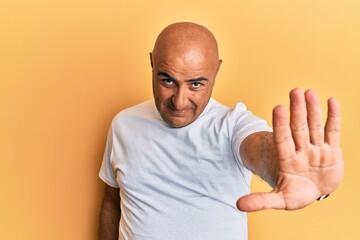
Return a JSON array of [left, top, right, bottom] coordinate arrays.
[[150, 22, 222, 127], [151, 22, 220, 67]]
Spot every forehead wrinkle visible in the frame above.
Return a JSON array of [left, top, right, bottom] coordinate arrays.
[[157, 51, 214, 73]]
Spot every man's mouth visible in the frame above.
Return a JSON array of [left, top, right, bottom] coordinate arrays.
[[167, 106, 191, 116], [171, 109, 188, 115]]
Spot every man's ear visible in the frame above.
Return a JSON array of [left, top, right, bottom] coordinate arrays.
[[217, 59, 223, 72], [149, 52, 153, 68]]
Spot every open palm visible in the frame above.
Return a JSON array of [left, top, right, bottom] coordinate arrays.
[[237, 88, 344, 211]]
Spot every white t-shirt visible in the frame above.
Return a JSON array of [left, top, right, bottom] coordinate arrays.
[[99, 98, 272, 240]]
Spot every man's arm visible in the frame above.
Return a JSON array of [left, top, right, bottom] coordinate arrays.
[[240, 131, 278, 188], [237, 88, 344, 212], [99, 185, 121, 240]]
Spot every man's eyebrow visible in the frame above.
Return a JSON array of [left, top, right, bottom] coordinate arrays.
[[186, 77, 208, 83], [157, 71, 176, 80], [157, 71, 208, 82]]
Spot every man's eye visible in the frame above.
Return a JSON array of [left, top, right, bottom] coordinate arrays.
[[162, 79, 174, 86], [191, 82, 202, 89]]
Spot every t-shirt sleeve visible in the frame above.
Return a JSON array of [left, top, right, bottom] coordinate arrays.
[[230, 102, 273, 167], [99, 125, 119, 188]]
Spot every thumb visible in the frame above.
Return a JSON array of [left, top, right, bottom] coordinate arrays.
[[236, 192, 286, 212]]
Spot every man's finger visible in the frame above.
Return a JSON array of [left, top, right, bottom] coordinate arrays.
[[305, 90, 324, 146], [290, 88, 311, 150], [325, 98, 341, 147], [273, 105, 296, 160], [236, 192, 286, 212]]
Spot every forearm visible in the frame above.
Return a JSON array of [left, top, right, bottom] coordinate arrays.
[[99, 186, 121, 240], [240, 131, 279, 188]]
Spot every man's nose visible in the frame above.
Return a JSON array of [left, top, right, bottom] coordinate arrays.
[[172, 87, 188, 110]]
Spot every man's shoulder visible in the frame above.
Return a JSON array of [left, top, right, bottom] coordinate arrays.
[[112, 99, 156, 123], [205, 98, 229, 114], [123, 99, 154, 112], [205, 98, 249, 118]]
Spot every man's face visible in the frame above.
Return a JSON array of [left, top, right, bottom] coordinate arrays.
[[151, 49, 221, 128]]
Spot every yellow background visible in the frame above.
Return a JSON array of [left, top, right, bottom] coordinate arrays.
[[1, 0, 359, 239]]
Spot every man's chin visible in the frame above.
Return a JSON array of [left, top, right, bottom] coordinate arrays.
[[164, 116, 194, 128]]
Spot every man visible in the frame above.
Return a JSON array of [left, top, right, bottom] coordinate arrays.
[[98, 22, 343, 239]]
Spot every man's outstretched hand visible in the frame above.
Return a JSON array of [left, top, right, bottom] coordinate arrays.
[[237, 88, 344, 212]]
